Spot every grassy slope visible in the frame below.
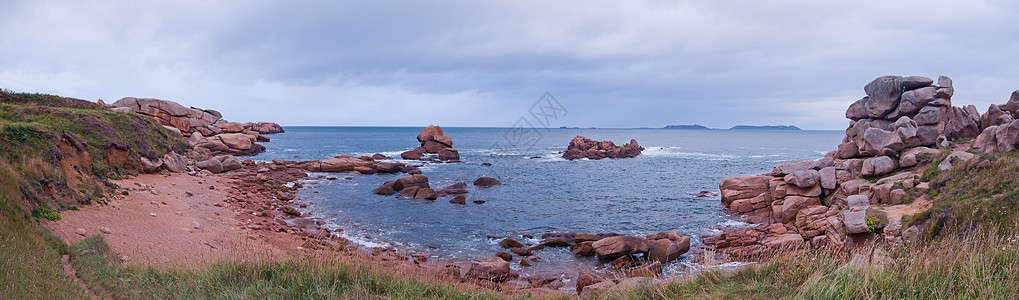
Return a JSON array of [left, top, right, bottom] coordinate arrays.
[[0, 90, 189, 299], [0, 90, 520, 299]]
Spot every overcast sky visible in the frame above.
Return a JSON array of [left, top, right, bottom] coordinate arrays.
[[1, 1, 1017, 129]]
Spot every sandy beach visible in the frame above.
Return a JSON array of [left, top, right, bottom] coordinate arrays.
[[43, 173, 303, 268]]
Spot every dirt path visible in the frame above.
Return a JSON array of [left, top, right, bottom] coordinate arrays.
[[61, 255, 101, 300], [44, 173, 301, 269]]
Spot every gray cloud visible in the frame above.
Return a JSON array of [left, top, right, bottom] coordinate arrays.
[[1, 0, 1017, 129]]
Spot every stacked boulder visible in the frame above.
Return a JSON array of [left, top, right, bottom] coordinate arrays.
[[711, 75, 987, 258], [972, 90, 1019, 153], [109, 97, 283, 156], [562, 136, 644, 160], [838, 75, 978, 159], [401, 125, 460, 161]]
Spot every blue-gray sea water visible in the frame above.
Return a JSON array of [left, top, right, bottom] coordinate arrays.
[[253, 127, 843, 276]]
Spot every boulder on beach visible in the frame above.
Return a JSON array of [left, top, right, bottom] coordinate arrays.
[[140, 157, 162, 173], [161, 151, 186, 173], [217, 155, 243, 172], [591, 235, 648, 260], [466, 257, 512, 282], [576, 271, 608, 295], [645, 231, 691, 263], [196, 158, 223, 173], [571, 241, 596, 256]]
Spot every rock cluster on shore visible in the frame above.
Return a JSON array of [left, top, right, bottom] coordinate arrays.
[[709, 75, 1019, 260], [463, 231, 690, 287], [562, 136, 644, 160], [109, 97, 283, 156], [400, 125, 460, 162]]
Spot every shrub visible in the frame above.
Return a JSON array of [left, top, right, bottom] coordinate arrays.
[[31, 206, 60, 221]]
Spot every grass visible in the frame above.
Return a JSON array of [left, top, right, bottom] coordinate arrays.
[[0, 211, 87, 299], [70, 236, 517, 300], [609, 224, 1019, 299], [908, 151, 1019, 236]]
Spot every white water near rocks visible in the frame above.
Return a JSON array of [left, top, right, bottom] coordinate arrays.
[[253, 127, 843, 278]]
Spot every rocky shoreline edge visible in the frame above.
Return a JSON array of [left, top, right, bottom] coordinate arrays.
[[88, 96, 697, 295], [703, 75, 1019, 268]]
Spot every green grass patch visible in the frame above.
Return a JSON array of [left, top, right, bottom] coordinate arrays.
[[0, 194, 85, 298], [70, 236, 514, 299]]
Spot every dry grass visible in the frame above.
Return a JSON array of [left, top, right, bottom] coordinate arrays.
[[68, 235, 536, 299], [602, 222, 1019, 299]]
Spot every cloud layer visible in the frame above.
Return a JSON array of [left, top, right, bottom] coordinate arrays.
[[2, 0, 1017, 129]]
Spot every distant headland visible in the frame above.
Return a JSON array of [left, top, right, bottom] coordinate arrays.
[[662, 124, 801, 130]]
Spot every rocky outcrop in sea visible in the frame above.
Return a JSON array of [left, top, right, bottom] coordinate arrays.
[[562, 136, 643, 160], [401, 125, 460, 162]]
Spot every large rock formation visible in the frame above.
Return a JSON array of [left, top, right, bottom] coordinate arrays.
[[709, 75, 1007, 259], [562, 136, 644, 160], [109, 97, 283, 156], [408, 125, 460, 161], [972, 90, 1019, 153], [838, 75, 978, 159]]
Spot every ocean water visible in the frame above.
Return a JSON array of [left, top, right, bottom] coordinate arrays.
[[253, 127, 843, 276]]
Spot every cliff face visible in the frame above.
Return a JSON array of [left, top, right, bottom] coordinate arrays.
[[709, 76, 1019, 260]]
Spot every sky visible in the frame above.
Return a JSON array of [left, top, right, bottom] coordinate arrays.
[[1, 1, 1017, 130]]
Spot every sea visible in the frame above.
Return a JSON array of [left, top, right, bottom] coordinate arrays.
[[251, 127, 844, 277]]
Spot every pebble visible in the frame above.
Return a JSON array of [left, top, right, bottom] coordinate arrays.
[[74, 228, 87, 236], [150, 213, 157, 217], [192, 221, 201, 229], [100, 227, 111, 234]]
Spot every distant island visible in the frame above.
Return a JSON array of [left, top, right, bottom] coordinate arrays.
[[729, 125, 801, 130], [662, 124, 801, 130], [663, 124, 711, 130]]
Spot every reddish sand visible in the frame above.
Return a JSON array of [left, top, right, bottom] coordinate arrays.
[[43, 173, 302, 268]]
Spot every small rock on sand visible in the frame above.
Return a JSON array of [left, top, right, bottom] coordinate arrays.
[[100, 227, 111, 234], [75, 228, 87, 236], [192, 221, 201, 229], [149, 213, 157, 217]]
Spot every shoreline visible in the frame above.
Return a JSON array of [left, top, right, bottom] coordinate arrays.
[[45, 151, 741, 296]]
